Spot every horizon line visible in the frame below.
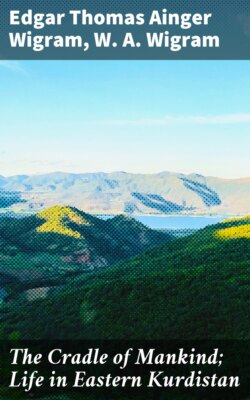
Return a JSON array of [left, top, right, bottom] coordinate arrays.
[[1, 170, 250, 181]]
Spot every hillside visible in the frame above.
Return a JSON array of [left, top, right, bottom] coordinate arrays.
[[1, 171, 250, 215], [0, 205, 170, 287], [1, 215, 249, 340]]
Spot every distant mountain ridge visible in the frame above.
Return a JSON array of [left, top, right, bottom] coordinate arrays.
[[0, 171, 250, 215]]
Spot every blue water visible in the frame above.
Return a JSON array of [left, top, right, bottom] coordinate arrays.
[[134, 216, 225, 230], [100, 215, 226, 230]]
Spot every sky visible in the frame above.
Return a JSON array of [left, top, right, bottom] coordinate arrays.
[[0, 60, 250, 178]]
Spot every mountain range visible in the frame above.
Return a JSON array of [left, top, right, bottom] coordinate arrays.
[[1, 171, 250, 216]]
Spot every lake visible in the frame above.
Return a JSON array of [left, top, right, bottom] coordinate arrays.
[[135, 216, 225, 230], [100, 215, 226, 230], [3, 210, 228, 230]]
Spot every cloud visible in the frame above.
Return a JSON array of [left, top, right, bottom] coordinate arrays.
[[99, 113, 250, 126], [0, 61, 27, 74], [0, 158, 85, 176]]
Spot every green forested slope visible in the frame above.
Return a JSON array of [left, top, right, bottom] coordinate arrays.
[[1, 216, 249, 340], [0, 206, 170, 288]]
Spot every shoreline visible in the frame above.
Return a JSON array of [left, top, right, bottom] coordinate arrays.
[[0, 209, 240, 220]]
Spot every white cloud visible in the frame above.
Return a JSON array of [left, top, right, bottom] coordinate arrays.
[[0, 61, 27, 74], [99, 113, 250, 126], [0, 158, 85, 177]]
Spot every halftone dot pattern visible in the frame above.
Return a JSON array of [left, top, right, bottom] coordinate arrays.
[[0, 3, 249, 399], [0, 173, 249, 346], [0, 0, 250, 59]]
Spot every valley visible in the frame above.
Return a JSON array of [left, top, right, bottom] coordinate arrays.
[[0, 205, 171, 297], [0, 206, 249, 399], [0, 211, 249, 340]]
